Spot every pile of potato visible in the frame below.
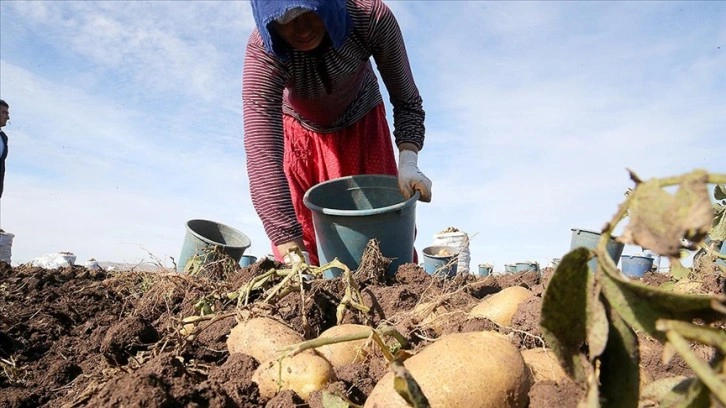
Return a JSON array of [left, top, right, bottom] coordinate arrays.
[[226, 286, 566, 407], [227, 317, 374, 400]]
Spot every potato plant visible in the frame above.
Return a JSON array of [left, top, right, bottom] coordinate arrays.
[[183, 245, 239, 277], [692, 183, 726, 274], [226, 247, 369, 325], [541, 169, 726, 408]]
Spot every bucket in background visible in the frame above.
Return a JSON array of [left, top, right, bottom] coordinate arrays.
[[504, 264, 517, 273], [177, 219, 251, 272], [620, 255, 654, 277], [432, 230, 470, 274], [240, 255, 258, 267], [478, 263, 493, 277], [303, 175, 418, 278], [422, 246, 458, 278], [0, 232, 14, 264], [570, 228, 625, 273], [515, 261, 540, 273]]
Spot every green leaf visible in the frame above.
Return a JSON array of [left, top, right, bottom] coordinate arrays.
[[620, 170, 713, 256], [598, 308, 639, 408], [322, 391, 358, 408], [639, 377, 712, 408], [710, 206, 726, 241], [391, 361, 430, 408], [670, 258, 691, 280], [659, 281, 676, 292], [540, 247, 593, 383], [587, 286, 609, 361], [661, 377, 711, 408], [714, 184, 726, 200], [598, 268, 725, 341], [662, 327, 726, 403]]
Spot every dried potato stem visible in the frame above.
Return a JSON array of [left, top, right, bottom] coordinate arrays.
[[280, 325, 407, 360], [0, 357, 23, 385], [487, 319, 547, 348], [655, 319, 726, 355], [335, 259, 370, 324], [663, 327, 726, 404]]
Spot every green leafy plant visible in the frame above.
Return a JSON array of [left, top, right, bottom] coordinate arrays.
[[541, 169, 726, 408], [692, 184, 726, 273], [709, 184, 726, 242]]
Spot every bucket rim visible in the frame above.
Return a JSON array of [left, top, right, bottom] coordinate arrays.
[[303, 175, 420, 217], [433, 231, 468, 238], [571, 227, 621, 241], [422, 245, 458, 258], [185, 219, 251, 249], [570, 228, 605, 235], [621, 254, 654, 260]]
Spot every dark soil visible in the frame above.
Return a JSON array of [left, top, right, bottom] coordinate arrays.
[[0, 255, 722, 408]]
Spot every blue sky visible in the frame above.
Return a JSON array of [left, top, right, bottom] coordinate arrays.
[[0, 1, 724, 271]]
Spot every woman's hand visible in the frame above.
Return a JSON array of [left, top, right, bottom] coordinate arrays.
[[397, 148, 432, 202], [277, 239, 310, 265]]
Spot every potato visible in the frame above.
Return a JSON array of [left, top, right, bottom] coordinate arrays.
[[522, 348, 653, 390], [314, 324, 372, 368], [179, 323, 196, 337], [364, 331, 530, 408], [437, 248, 452, 256], [468, 286, 534, 326], [413, 301, 448, 330], [520, 348, 568, 383], [672, 279, 702, 294], [252, 352, 336, 400], [226, 317, 305, 363]]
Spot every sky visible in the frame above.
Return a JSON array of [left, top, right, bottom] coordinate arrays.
[[0, 1, 724, 272]]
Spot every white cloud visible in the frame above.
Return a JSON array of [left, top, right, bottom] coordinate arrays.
[[0, 61, 266, 266], [1, 1, 724, 272]]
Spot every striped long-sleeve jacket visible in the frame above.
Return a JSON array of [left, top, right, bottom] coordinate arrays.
[[243, 0, 425, 245]]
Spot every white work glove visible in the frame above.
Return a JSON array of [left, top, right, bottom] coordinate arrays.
[[398, 150, 432, 202], [283, 250, 310, 266], [282, 249, 315, 281]]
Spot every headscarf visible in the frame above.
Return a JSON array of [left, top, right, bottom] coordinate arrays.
[[250, 0, 351, 60]]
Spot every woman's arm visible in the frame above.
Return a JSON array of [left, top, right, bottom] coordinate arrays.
[[367, 0, 425, 151], [242, 33, 304, 247], [367, 1, 431, 202]]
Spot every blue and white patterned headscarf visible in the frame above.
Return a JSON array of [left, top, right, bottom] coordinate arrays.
[[250, 0, 351, 60]]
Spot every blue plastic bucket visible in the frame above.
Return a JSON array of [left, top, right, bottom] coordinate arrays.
[[303, 175, 419, 278], [478, 264, 493, 277], [570, 228, 625, 273], [177, 219, 251, 272], [504, 264, 517, 273], [422, 246, 458, 278], [515, 262, 539, 273], [620, 255, 654, 277], [240, 255, 258, 267]]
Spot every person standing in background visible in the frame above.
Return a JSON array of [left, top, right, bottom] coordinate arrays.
[[0, 99, 9, 232]]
